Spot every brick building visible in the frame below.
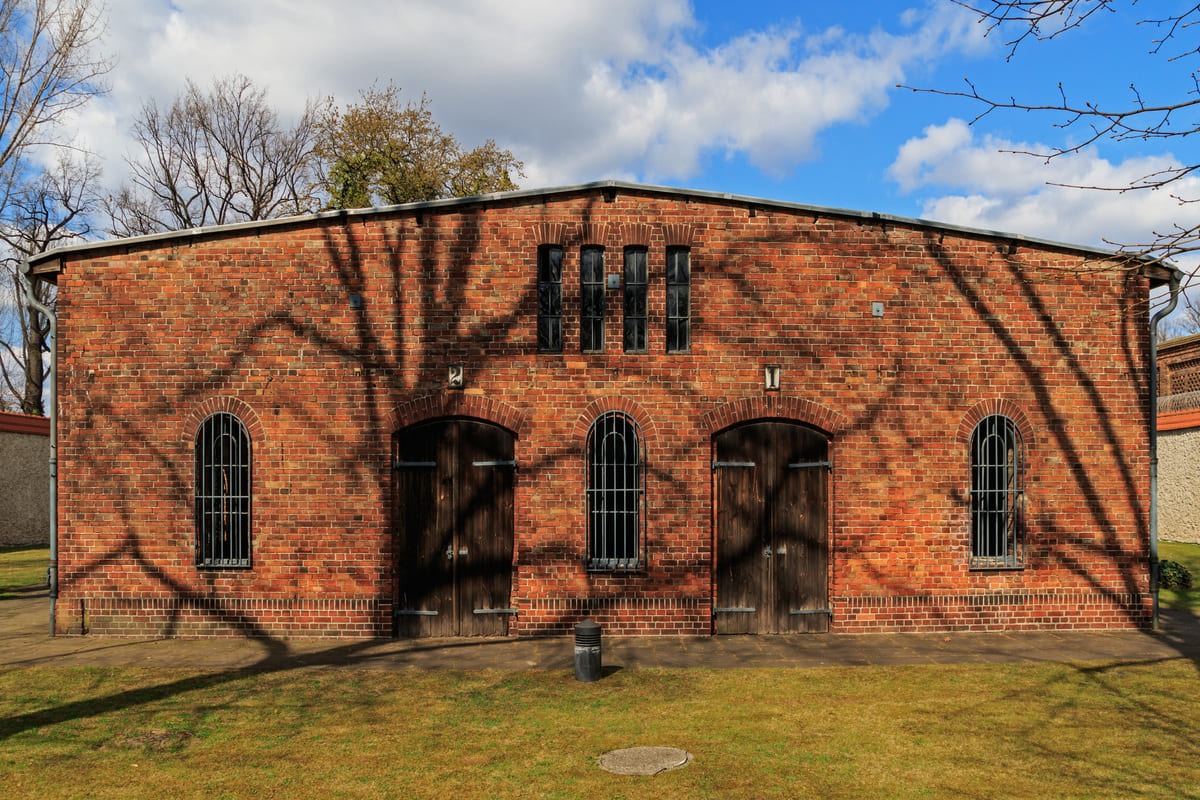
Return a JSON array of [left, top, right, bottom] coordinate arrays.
[[26, 181, 1177, 637]]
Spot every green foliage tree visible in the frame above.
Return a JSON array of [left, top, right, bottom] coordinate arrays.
[[315, 82, 523, 209]]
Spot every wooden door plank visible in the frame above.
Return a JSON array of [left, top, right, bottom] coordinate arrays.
[[394, 421, 455, 637], [774, 424, 830, 633], [457, 420, 515, 636], [714, 425, 767, 634]]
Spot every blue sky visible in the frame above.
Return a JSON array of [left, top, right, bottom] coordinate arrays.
[[71, 1, 1193, 268]]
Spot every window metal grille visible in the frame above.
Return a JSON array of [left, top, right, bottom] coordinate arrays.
[[586, 411, 644, 570], [537, 245, 563, 352], [581, 246, 605, 352], [666, 246, 690, 352], [195, 412, 252, 567], [623, 246, 647, 352], [969, 414, 1024, 568]]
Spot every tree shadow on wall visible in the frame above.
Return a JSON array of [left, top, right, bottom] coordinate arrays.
[[47, 195, 1192, 657]]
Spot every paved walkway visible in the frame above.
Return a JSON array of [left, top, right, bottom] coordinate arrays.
[[3, 587, 1199, 672]]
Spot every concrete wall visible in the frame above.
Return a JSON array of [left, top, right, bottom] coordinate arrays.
[[1159, 426, 1200, 544], [0, 419, 49, 546]]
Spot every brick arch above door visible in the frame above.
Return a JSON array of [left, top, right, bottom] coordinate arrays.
[[701, 396, 847, 438], [386, 393, 529, 436]]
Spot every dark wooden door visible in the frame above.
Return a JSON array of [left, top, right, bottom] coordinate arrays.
[[714, 421, 829, 634], [393, 419, 515, 636]]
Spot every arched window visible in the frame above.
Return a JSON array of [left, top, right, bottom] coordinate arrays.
[[195, 412, 252, 567], [970, 414, 1024, 568], [586, 411, 644, 570]]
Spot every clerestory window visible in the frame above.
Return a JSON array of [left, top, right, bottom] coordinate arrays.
[[537, 245, 563, 353], [666, 246, 690, 352], [623, 246, 648, 352], [581, 246, 605, 352]]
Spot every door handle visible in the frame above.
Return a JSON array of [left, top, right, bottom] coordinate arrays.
[[444, 546, 453, 561], [458, 548, 468, 556], [763, 548, 772, 559]]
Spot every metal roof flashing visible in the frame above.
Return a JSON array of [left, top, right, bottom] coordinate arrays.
[[25, 180, 1181, 286]]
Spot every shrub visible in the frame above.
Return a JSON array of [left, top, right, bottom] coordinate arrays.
[[1160, 559, 1194, 590]]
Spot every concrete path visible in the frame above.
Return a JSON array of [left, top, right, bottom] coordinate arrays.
[[3, 586, 1199, 672]]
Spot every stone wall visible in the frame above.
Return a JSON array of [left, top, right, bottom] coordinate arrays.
[[1159, 418, 1200, 544], [0, 412, 49, 546]]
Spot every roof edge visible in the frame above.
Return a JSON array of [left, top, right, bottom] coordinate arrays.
[[26, 180, 1182, 284], [0, 410, 50, 436]]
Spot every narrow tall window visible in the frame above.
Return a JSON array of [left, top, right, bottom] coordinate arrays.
[[970, 414, 1024, 568], [195, 412, 252, 567], [587, 411, 644, 570], [537, 245, 563, 352], [581, 246, 605, 352], [623, 246, 648, 352], [666, 246, 690, 352]]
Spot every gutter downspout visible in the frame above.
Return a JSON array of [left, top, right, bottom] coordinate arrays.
[[19, 259, 57, 637], [1149, 268, 1182, 631]]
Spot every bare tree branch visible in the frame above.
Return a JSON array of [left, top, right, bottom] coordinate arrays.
[[107, 73, 324, 236], [900, 1, 1200, 277], [0, 151, 98, 413], [0, 0, 110, 413]]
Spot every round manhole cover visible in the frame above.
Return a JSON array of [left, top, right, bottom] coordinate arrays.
[[598, 746, 693, 776]]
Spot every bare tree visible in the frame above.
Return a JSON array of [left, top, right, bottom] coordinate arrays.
[[0, 0, 110, 413], [314, 82, 523, 209], [0, 153, 99, 414], [905, 2, 1200, 267], [107, 74, 323, 236], [0, 0, 110, 215]]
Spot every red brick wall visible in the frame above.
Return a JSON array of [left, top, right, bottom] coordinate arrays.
[[48, 187, 1153, 637]]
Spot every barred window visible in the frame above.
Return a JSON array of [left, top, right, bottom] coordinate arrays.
[[623, 246, 648, 352], [537, 245, 563, 352], [970, 414, 1024, 569], [581, 246, 605, 352], [666, 246, 690, 352], [195, 412, 252, 567], [587, 411, 644, 571]]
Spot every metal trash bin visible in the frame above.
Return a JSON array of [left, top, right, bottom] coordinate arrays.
[[574, 619, 602, 682]]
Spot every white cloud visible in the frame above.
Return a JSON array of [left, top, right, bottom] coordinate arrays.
[[76, 1, 983, 192], [888, 118, 1199, 255]]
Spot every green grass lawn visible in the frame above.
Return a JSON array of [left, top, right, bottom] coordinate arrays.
[[4, 545, 1199, 798], [2, 660, 1199, 800], [0, 545, 48, 599]]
